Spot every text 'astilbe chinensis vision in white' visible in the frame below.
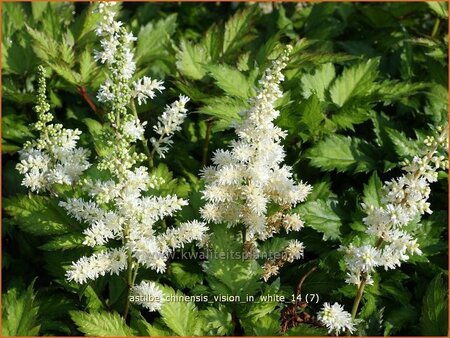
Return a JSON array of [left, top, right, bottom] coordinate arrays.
[[200, 46, 311, 280], [342, 127, 449, 287], [16, 66, 90, 193]]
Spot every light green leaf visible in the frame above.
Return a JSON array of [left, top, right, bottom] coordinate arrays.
[[385, 128, 421, 157], [39, 233, 85, 251], [201, 305, 233, 336], [363, 172, 383, 208], [79, 50, 97, 84], [206, 64, 255, 99], [158, 285, 206, 336], [176, 39, 209, 80], [199, 96, 246, 123], [4, 195, 75, 235], [2, 283, 40, 336], [420, 273, 448, 335], [297, 200, 344, 241], [301, 63, 335, 101], [136, 14, 177, 62], [70, 311, 133, 336], [427, 2, 448, 18], [168, 262, 203, 289], [329, 59, 379, 107], [298, 94, 325, 138], [223, 8, 257, 55]]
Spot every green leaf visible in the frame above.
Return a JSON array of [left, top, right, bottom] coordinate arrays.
[[2, 283, 40, 336], [307, 134, 377, 173], [79, 50, 98, 84], [206, 64, 254, 99], [427, 2, 448, 18], [39, 233, 85, 251], [4, 195, 75, 235], [70, 311, 133, 336], [420, 273, 448, 335], [201, 305, 233, 336], [158, 285, 206, 336], [329, 59, 379, 107], [31, 2, 48, 21], [176, 39, 209, 80], [223, 8, 257, 56], [385, 128, 422, 158], [297, 200, 345, 241], [199, 96, 246, 124], [136, 14, 177, 63], [301, 63, 335, 101], [83, 118, 113, 157], [168, 262, 203, 289], [298, 94, 325, 139], [2, 113, 34, 143], [363, 172, 383, 208]]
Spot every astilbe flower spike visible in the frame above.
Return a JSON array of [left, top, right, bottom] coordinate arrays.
[[342, 126, 449, 288], [200, 45, 312, 281]]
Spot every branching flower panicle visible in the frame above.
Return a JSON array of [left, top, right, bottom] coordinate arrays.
[[200, 45, 312, 279], [342, 126, 448, 287]]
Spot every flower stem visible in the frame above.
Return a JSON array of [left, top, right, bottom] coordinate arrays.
[[202, 119, 213, 167], [130, 99, 153, 168], [351, 278, 366, 319]]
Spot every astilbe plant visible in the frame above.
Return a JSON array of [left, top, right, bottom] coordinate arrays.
[[17, 2, 207, 318], [200, 45, 312, 281], [315, 126, 449, 336]]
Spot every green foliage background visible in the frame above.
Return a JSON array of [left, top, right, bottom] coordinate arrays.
[[2, 2, 448, 336]]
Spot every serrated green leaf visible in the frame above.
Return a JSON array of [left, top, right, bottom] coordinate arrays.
[[39, 233, 85, 251], [4, 195, 76, 235], [297, 200, 345, 241], [329, 59, 379, 107], [307, 134, 377, 173], [301, 63, 335, 101], [70, 311, 133, 336], [176, 39, 209, 80], [201, 305, 233, 336], [168, 262, 203, 289], [158, 285, 206, 336], [2, 283, 40, 336], [298, 94, 325, 138], [79, 50, 97, 84], [420, 273, 448, 335], [136, 14, 177, 63], [223, 8, 257, 56], [385, 128, 421, 157], [199, 96, 246, 124], [363, 172, 383, 208], [206, 64, 254, 99]]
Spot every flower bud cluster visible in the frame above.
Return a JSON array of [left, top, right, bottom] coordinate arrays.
[[16, 66, 90, 193]]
